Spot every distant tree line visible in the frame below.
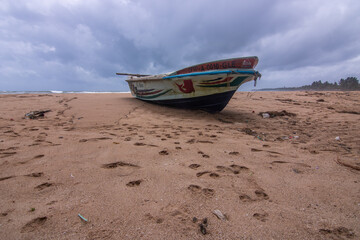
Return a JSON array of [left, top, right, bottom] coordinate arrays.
[[301, 77, 359, 90], [256, 76, 359, 91]]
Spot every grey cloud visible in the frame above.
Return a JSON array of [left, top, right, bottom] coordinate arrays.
[[0, 0, 359, 91]]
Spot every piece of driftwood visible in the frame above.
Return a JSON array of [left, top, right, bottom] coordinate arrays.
[[25, 110, 51, 119]]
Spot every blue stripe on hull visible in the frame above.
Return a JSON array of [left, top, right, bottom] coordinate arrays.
[[163, 70, 256, 79], [138, 90, 237, 112]]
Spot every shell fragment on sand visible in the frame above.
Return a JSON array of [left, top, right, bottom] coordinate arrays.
[[213, 209, 227, 220]]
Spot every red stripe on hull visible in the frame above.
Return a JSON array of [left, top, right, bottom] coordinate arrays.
[[175, 57, 258, 75]]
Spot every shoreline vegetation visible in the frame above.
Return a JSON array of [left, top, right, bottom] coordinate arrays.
[[256, 76, 359, 91]]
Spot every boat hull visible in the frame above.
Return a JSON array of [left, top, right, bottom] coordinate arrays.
[[123, 57, 261, 112], [145, 90, 237, 112]]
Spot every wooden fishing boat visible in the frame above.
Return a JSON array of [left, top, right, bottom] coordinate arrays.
[[117, 56, 261, 112]]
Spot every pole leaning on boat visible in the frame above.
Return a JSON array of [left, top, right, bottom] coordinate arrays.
[[116, 73, 150, 77]]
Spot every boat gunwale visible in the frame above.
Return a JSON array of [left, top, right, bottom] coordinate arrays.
[[125, 69, 258, 82]]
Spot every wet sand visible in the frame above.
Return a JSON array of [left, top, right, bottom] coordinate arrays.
[[0, 91, 359, 239]]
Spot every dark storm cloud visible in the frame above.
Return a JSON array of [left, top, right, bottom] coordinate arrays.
[[0, 0, 359, 91]]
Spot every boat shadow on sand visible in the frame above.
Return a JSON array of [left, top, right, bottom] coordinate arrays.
[[122, 96, 255, 124]]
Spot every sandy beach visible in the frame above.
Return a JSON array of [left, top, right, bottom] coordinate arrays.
[[0, 91, 359, 239]]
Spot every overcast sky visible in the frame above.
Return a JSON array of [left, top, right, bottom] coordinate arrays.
[[1, 0, 359, 91]]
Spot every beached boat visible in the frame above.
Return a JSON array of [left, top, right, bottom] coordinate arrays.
[[117, 56, 261, 112]]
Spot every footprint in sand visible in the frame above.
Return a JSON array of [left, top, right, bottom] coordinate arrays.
[[253, 212, 269, 222], [188, 184, 201, 192], [144, 213, 164, 224], [0, 152, 17, 158], [0, 147, 18, 158], [187, 185, 215, 197], [319, 227, 355, 239], [0, 176, 15, 181], [0, 147, 18, 151], [254, 189, 269, 200], [102, 161, 140, 176], [46, 200, 57, 205], [126, 180, 142, 187], [134, 142, 146, 146], [229, 151, 239, 156], [19, 155, 44, 164], [239, 189, 269, 203], [63, 127, 75, 131], [196, 171, 210, 177], [202, 188, 215, 196], [79, 137, 112, 142], [217, 118, 234, 124], [216, 166, 233, 173], [3, 130, 20, 137], [159, 150, 169, 155], [229, 164, 250, 174], [1, 208, 15, 217], [197, 151, 210, 158], [196, 171, 219, 178], [26, 172, 44, 177], [147, 144, 158, 147], [102, 161, 139, 169], [267, 150, 282, 155], [21, 217, 48, 233], [216, 165, 250, 175], [197, 140, 213, 144], [35, 182, 53, 190], [209, 173, 220, 178], [189, 164, 201, 169], [239, 194, 254, 202]]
